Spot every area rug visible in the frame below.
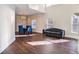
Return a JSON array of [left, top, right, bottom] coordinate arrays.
[[16, 34, 37, 37], [26, 39, 70, 46], [48, 39, 70, 43], [27, 41, 52, 45]]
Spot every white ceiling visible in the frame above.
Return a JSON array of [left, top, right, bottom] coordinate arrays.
[[15, 4, 45, 15], [46, 4, 57, 7], [8, 4, 54, 15]]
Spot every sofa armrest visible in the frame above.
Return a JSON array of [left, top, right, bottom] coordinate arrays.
[[43, 29, 46, 34], [61, 30, 65, 38]]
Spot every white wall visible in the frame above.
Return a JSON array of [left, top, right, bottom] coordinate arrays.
[[46, 5, 79, 39], [0, 5, 15, 53]]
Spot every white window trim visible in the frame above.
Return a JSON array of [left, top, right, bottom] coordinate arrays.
[[71, 15, 78, 34]]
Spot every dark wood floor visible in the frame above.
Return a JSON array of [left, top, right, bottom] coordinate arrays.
[[1, 33, 78, 54], [15, 32, 38, 35]]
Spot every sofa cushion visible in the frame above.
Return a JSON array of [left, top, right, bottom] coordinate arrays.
[[45, 31, 61, 34], [46, 28, 63, 32]]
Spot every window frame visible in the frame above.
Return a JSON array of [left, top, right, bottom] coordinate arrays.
[[71, 15, 79, 34]]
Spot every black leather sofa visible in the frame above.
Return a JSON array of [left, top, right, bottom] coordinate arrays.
[[43, 28, 65, 38]]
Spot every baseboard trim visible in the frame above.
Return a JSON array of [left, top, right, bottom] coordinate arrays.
[[0, 38, 15, 53], [64, 37, 78, 41], [35, 32, 78, 40]]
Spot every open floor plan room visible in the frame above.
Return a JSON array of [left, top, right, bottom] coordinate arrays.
[[0, 4, 79, 54]]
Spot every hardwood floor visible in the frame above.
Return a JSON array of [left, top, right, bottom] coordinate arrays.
[[1, 33, 78, 54]]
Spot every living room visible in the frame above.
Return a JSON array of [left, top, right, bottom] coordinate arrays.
[[0, 4, 79, 54], [15, 4, 79, 39]]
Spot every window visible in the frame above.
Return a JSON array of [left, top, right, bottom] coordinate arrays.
[[32, 19, 37, 29], [71, 15, 79, 34]]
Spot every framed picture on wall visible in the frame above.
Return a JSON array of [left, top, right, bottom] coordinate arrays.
[[21, 16, 27, 20], [24, 16, 27, 20], [46, 17, 53, 28], [17, 16, 21, 20]]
